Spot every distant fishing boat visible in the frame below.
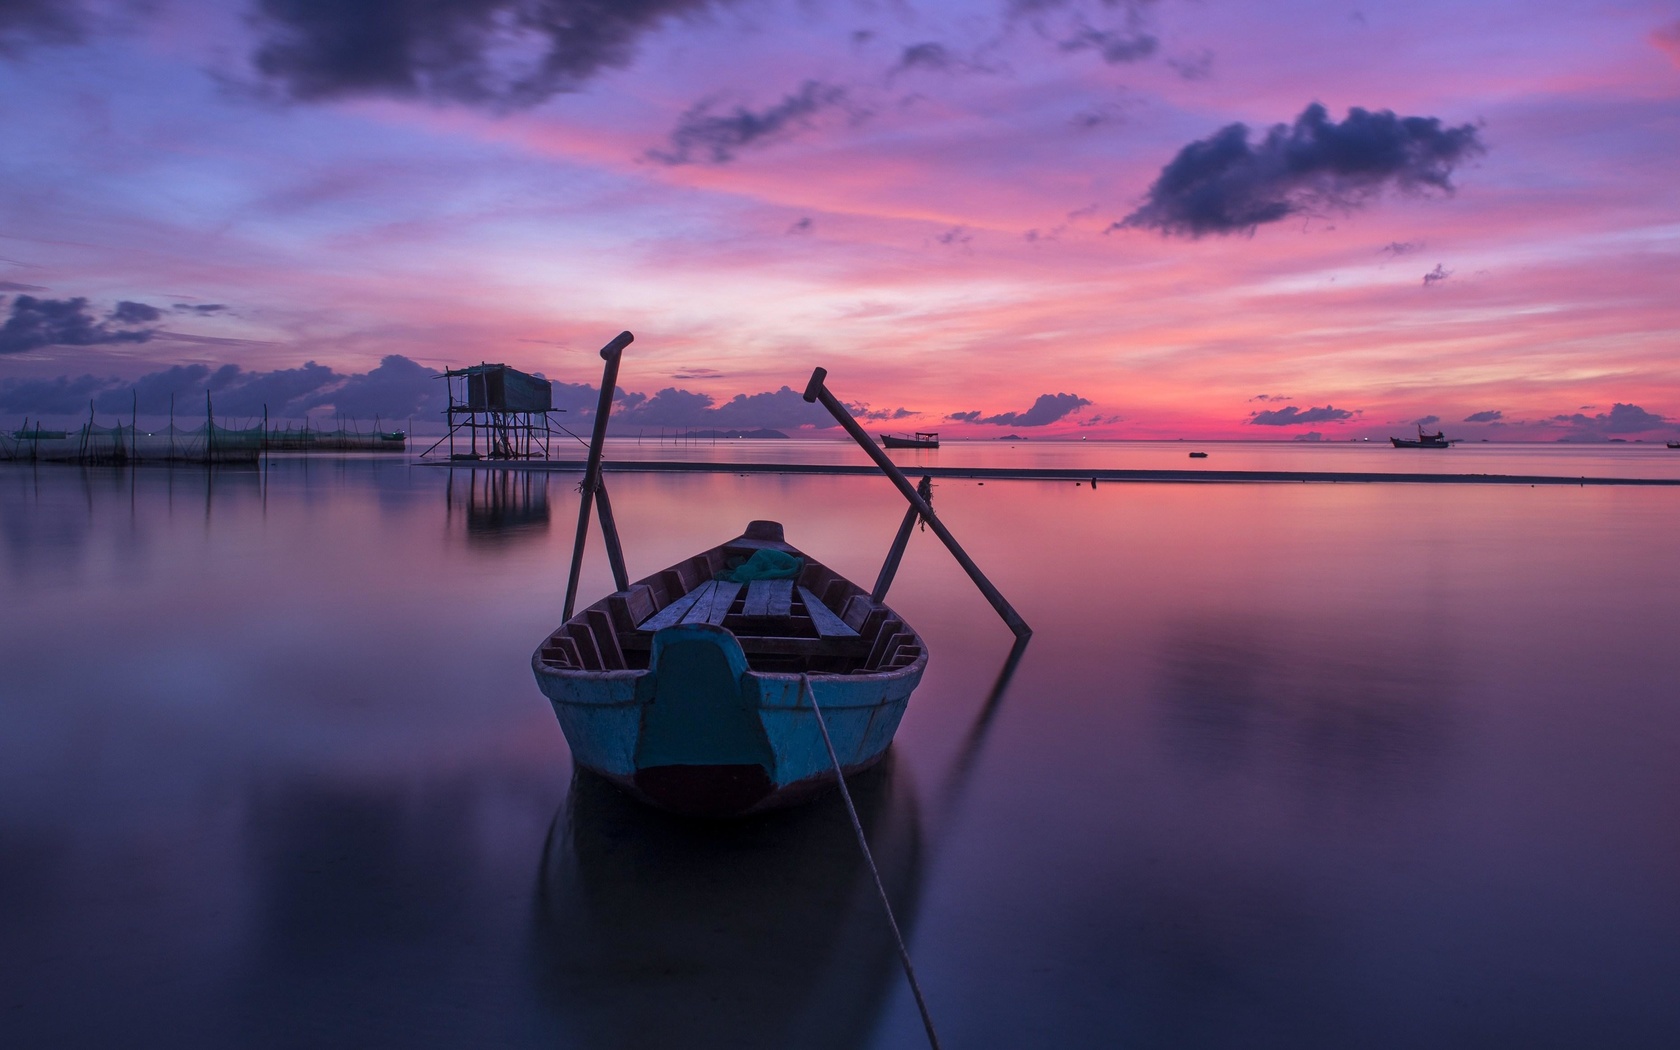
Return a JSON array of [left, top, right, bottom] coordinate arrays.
[[1668, 441, 1680, 449], [533, 519, 927, 818], [880, 431, 939, 449], [1391, 426, 1452, 448]]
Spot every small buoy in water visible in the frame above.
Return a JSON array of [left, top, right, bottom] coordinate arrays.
[[1090, 478, 1097, 488]]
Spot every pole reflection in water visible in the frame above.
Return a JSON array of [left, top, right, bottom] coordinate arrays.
[[531, 754, 922, 1050], [446, 468, 552, 546]]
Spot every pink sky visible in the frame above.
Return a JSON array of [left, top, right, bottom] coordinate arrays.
[[1, 0, 1677, 440]]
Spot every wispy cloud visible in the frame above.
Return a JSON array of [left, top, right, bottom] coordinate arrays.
[[648, 80, 850, 164]]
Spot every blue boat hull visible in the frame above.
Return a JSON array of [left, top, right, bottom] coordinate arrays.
[[533, 526, 928, 817]]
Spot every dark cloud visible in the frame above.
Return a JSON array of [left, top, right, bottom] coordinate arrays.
[[1381, 240, 1420, 256], [0, 0, 83, 53], [952, 392, 1093, 427], [707, 386, 838, 429], [173, 303, 228, 314], [249, 0, 723, 109], [0, 280, 48, 292], [614, 386, 715, 426], [0, 296, 158, 354], [1249, 404, 1354, 426], [1421, 263, 1452, 286], [10, 356, 450, 421], [91, 364, 213, 415], [0, 373, 110, 414], [893, 42, 955, 75], [1551, 402, 1670, 439], [313, 354, 444, 419], [1414, 414, 1440, 426], [602, 385, 843, 431], [1059, 25, 1157, 64], [935, 225, 973, 247], [786, 216, 813, 235], [110, 300, 162, 324], [648, 80, 848, 164], [1464, 410, 1502, 423], [1118, 103, 1485, 238]]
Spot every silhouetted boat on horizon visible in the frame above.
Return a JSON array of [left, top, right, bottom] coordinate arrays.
[[879, 431, 939, 449], [1392, 426, 1452, 448]]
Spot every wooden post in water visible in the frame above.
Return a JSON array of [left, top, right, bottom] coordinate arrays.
[[872, 475, 931, 602], [563, 331, 635, 622], [804, 368, 1031, 639]]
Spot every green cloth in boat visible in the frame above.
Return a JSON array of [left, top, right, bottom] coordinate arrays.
[[715, 548, 804, 582]]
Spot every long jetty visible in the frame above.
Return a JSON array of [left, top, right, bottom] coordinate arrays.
[[431, 459, 1680, 486]]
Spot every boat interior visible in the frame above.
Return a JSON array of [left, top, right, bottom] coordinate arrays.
[[537, 524, 923, 677]]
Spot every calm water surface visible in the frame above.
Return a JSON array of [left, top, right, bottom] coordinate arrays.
[[3, 452, 1678, 1048]]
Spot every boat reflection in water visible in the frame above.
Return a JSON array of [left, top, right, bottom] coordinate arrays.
[[531, 753, 922, 1050]]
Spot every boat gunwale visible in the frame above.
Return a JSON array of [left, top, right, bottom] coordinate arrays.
[[533, 528, 927, 684]]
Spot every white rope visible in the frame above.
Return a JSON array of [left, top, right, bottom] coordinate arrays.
[[800, 674, 943, 1050]]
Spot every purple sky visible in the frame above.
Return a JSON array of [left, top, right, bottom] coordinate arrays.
[[2, 0, 1678, 439]]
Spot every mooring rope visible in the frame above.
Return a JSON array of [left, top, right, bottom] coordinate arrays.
[[800, 674, 943, 1050]]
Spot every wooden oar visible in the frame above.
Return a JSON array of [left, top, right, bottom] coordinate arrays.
[[563, 331, 634, 622]]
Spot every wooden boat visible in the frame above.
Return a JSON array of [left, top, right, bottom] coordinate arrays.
[[533, 519, 927, 818], [1668, 441, 1680, 449], [879, 431, 938, 449], [1391, 426, 1451, 448]]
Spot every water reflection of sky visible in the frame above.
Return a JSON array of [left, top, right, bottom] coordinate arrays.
[[2, 458, 1678, 1047]]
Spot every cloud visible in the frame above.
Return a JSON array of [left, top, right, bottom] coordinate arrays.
[[0, 280, 48, 292], [1380, 241, 1420, 256], [953, 392, 1093, 427], [0, 295, 158, 354], [173, 303, 228, 314], [786, 216, 813, 235], [1118, 103, 1485, 237], [4, 356, 449, 421], [0, 373, 110, 414], [1422, 263, 1452, 286], [248, 0, 722, 109], [110, 300, 162, 324], [892, 42, 955, 75], [1414, 414, 1440, 426], [648, 80, 849, 164], [1167, 49, 1212, 81], [312, 354, 443, 419], [1249, 404, 1354, 426], [935, 225, 973, 247], [1464, 410, 1503, 423], [0, 0, 83, 53], [1550, 402, 1670, 439], [1059, 25, 1157, 64]]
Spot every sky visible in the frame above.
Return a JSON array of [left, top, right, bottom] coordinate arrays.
[[1, 0, 1678, 440]]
